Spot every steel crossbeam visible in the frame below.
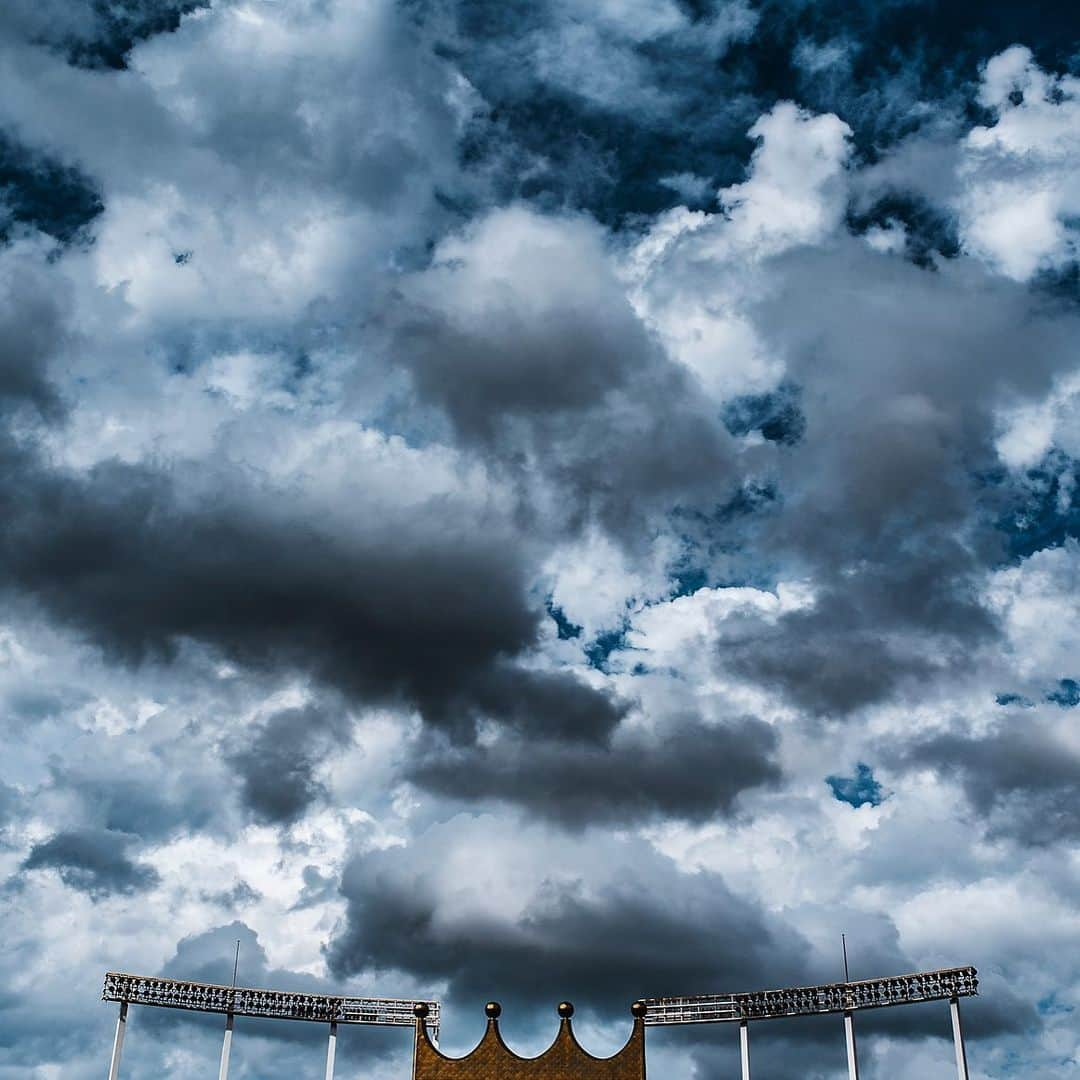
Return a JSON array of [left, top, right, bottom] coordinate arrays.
[[641, 966, 977, 1025], [102, 972, 440, 1034]]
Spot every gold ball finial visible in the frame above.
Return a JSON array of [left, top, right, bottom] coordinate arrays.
[[414, 1002, 430, 1019], [557, 1001, 574, 1019], [631, 1001, 647, 1018], [485, 1001, 502, 1019]]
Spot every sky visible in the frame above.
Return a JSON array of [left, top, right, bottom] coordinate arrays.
[[0, 1, 1077, 1077]]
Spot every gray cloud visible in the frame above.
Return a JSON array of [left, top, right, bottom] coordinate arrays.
[[388, 208, 740, 541], [21, 827, 160, 898], [40, 755, 225, 844], [0, 253, 68, 418], [724, 564, 989, 716], [200, 880, 261, 909], [897, 721, 1080, 845], [0, 441, 621, 745], [229, 704, 351, 826], [703, 240, 1080, 715], [410, 714, 780, 826], [328, 826, 813, 1016]]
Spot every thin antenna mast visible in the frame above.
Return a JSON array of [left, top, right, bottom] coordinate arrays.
[[232, 940, 240, 988], [841, 934, 850, 983]]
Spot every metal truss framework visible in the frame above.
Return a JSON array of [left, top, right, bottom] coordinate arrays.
[[641, 965, 978, 1025], [103, 972, 439, 1032], [102, 965, 978, 1080], [641, 966, 978, 1080], [102, 971, 440, 1080]]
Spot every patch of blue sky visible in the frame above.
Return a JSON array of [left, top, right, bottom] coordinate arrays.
[[987, 451, 1079, 562], [668, 564, 709, 599], [545, 597, 583, 640], [1045, 678, 1079, 708], [995, 692, 1035, 707], [826, 763, 885, 808], [584, 623, 630, 672], [0, 134, 103, 247], [1036, 992, 1074, 1017], [665, 484, 783, 601], [721, 383, 806, 446]]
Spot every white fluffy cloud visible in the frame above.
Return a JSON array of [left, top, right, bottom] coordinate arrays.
[[958, 46, 1080, 280], [624, 101, 852, 401]]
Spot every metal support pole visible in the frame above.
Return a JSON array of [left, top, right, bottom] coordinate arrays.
[[950, 996, 969, 1080], [739, 1019, 750, 1080], [107, 1001, 128, 1080], [844, 1010, 860, 1080], [218, 1013, 234, 1080], [325, 1021, 337, 1080]]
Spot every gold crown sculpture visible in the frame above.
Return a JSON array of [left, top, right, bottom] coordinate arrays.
[[412, 1000, 647, 1080]]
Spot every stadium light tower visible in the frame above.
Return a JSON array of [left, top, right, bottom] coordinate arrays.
[[101, 972, 440, 1080], [639, 965, 978, 1080], [101, 963, 977, 1079]]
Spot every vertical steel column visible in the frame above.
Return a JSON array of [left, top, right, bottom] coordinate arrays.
[[325, 1021, 338, 1080], [844, 1010, 860, 1080], [218, 1013, 234, 1080], [739, 1019, 751, 1080], [950, 996, 970, 1080], [107, 1001, 128, 1080]]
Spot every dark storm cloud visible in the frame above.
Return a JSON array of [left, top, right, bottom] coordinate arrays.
[[456, 665, 627, 742], [165, 922, 288, 988], [327, 832, 813, 1015], [0, 253, 68, 418], [391, 208, 739, 540], [724, 564, 988, 716], [409, 714, 780, 826], [21, 826, 160, 898], [398, 290, 643, 438], [229, 704, 351, 826], [897, 722, 1080, 845], [0, 192, 591, 747], [711, 242, 1080, 713], [0, 441, 620, 744]]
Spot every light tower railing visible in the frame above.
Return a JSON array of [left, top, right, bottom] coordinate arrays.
[[640, 965, 978, 1080], [101, 971, 439, 1080]]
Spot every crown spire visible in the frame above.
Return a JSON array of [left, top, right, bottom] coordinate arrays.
[[413, 1001, 646, 1080]]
